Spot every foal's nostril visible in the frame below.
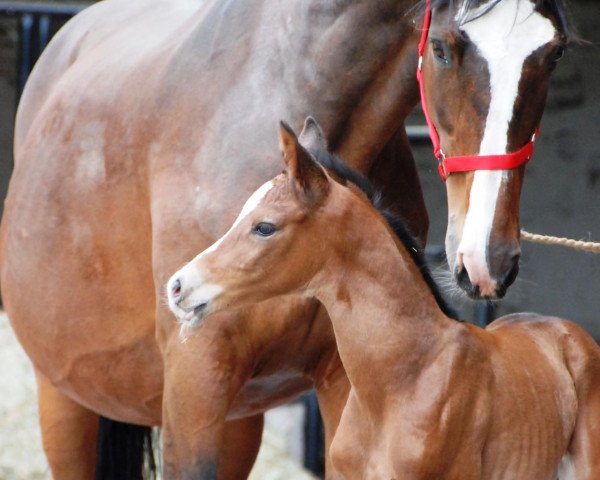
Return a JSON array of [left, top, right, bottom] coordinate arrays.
[[171, 279, 182, 300]]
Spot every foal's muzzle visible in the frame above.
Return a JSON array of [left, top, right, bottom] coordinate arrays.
[[170, 278, 182, 304], [166, 267, 222, 326]]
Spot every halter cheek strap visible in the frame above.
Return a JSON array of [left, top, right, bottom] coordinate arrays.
[[416, 0, 539, 182]]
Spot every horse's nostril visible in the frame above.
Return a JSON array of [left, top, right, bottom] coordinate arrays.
[[499, 255, 520, 293], [171, 279, 182, 299], [455, 266, 480, 299]]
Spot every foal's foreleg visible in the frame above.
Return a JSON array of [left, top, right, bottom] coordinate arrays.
[[35, 369, 99, 480], [562, 326, 600, 479], [563, 384, 600, 479]]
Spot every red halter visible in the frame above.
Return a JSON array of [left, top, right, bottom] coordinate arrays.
[[416, 0, 539, 181]]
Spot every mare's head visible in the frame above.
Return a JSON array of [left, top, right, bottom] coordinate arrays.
[[166, 118, 455, 329], [419, 0, 570, 298]]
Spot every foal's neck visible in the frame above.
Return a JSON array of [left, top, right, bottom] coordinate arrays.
[[313, 196, 455, 398]]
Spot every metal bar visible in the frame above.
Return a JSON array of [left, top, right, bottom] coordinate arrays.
[[424, 244, 446, 263], [38, 14, 51, 51], [0, 1, 90, 16], [475, 301, 495, 327], [17, 13, 34, 98], [406, 124, 431, 142], [303, 392, 324, 477]]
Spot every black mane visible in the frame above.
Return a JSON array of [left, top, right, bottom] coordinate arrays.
[[309, 148, 459, 321], [414, 0, 574, 42]]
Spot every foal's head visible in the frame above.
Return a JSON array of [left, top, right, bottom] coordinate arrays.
[[167, 118, 453, 329], [419, 0, 570, 298], [167, 120, 344, 328]]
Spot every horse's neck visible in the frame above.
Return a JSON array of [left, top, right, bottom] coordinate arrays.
[[182, 0, 420, 174], [281, 0, 421, 164], [314, 205, 452, 400]]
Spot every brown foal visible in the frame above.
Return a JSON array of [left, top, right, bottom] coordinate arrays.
[[168, 119, 600, 479]]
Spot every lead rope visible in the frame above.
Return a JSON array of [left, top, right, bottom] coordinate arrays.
[[521, 230, 600, 254]]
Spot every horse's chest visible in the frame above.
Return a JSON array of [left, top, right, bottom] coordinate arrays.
[[227, 370, 312, 420]]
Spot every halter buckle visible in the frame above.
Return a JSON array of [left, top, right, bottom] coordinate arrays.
[[437, 150, 447, 181]]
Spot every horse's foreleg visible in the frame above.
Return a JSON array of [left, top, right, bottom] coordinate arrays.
[[162, 369, 228, 479], [35, 369, 99, 480], [162, 410, 263, 480], [218, 415, 264, 479], [161, 322, 252, 480]]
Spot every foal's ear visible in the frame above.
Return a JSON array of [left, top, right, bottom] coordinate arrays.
[[299, 116, 327, 151], [279, 121, 329, 206]]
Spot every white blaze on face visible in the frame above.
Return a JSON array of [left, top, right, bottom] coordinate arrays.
[[456, 0, 555, 292], [166, 181, 274, 317], [193, 180, 274, 260]]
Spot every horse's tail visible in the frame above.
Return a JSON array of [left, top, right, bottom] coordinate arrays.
[[95, 416, 158, 480]]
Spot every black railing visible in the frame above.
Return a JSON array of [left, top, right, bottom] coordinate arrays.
[[0, 1, 91, 97]]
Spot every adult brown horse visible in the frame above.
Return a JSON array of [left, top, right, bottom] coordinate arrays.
[[0, 0, 571, 477], [168, 119, 600, 479]]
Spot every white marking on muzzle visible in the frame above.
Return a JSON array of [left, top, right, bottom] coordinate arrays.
[[456, 0, 555, 293]]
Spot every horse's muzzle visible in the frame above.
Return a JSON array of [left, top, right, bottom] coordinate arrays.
[[455, 253, 520, 300]]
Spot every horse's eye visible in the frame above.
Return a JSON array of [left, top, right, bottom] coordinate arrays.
[[253, 222, 277, 237], [431, 40, 449, 64], [551, 46, 565, 64]]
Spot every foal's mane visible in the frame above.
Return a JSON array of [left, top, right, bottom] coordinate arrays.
[[308, 148, 459, 321], [414, 0, 574, 41]]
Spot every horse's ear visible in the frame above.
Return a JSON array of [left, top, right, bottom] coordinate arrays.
[[299, 116, 327, 151], [279, 121, 329, 206]]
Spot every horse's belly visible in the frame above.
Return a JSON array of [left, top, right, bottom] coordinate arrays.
[[0, 120, 163, 425]]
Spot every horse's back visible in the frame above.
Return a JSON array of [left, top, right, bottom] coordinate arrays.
[[485, 312, 600, 379], [15, 0, 202, 154]]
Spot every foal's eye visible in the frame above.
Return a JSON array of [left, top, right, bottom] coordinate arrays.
[[431, 40, 449, 64], [253, 222, 277, 237]]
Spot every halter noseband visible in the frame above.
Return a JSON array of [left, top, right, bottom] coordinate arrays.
[[416, 0, 539, 181]]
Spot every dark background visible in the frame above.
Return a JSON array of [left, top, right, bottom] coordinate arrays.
[[0, 0, 599, 337]]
